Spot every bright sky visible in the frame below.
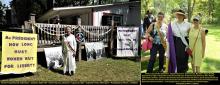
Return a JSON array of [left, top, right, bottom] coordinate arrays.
[[1, 0, 12, 7]]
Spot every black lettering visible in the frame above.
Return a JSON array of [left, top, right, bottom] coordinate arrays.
[[25, 57, 33, 60], [9, 43, 19, 46], [4, 64, 14, 68], [22, 43, 33, 46], [14, 50, 27, 54], [7, 57, 23, 61]]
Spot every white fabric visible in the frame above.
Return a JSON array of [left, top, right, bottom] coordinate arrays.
[[171, 20, 191, 37], [62, 34, 77, 75], [171, 20, 191, 47], [44, 46, 63, 69]]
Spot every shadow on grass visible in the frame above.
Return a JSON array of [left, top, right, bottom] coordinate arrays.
[[111, 56, 141, 62], [50, 68, 64, 75], [208, 32, 220, 41], [0, 72, 34, 80], [141, 50, 162, 73], [202, 58, 220, 72], [204, 25, 220, 41], [141, 51, 150, 57], [141, 57, 159, 73]]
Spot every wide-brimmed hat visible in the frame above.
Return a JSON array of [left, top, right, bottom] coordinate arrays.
[[175, 9, 187, 18]]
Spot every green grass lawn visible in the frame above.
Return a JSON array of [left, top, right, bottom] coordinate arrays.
[[141, 24, 220, 73], [1, 58, 140, 82]]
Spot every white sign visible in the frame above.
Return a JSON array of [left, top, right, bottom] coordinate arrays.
[[117, 27, 139, 57], [44, 46, 63, 69], [85, 42, 104, 61]]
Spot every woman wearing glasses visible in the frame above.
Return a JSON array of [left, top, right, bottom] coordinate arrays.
[[189, 16, 206, 73]]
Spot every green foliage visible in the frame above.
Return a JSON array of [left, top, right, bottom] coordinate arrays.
[[10, 0, 133, 26], [213, 0, 220, 24], [141, 0, 188, 23], [10, 0, 47, 25], [0, 1, 3, 18], [141, 0, 220, 24], [0, 1, 7, 25]]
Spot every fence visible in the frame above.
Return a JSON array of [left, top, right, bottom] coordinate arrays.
[[33, 23, 112, 47], [22, 15, 117, 61]]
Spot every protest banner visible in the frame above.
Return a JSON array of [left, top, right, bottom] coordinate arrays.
[[44, 46, 63, 69], [117, 27, 139, 57], [85, 42, 104, 61], [0, 31, 37, 74]]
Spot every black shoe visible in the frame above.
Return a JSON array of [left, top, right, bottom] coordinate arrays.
[[69, 71, 74, 76], [69, 74, 73, 76], [64, 72, 68, 75]]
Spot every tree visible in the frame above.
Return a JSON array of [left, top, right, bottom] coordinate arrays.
[[213, 0, 220, 23], [187, 0, 196, 22], [10, 0, 133, 26], [0, 1, 7, 25], [141, 0, 187, 23], [140, 0, 220, 24], [10, 0, 47, 25]]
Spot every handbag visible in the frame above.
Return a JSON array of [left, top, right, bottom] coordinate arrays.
[[187, 27, 201, 57], [142, 37, 152, 51]]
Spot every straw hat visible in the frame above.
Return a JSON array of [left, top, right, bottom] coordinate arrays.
[[175, 9, 187, 19]]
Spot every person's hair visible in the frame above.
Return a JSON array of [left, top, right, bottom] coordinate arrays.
[[146, 10, 152, 14], [64, 26, 73, 33], [64, 26, 72, 30], [157, 12, 164, 17]]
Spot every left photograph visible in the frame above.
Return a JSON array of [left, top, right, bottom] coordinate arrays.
[[0, 0, 141, 84]]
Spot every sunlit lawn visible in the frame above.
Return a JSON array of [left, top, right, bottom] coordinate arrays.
[[141, 24, 220, 73]]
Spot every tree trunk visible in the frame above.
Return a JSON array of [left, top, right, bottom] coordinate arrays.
[[188, 0, 196, 22]]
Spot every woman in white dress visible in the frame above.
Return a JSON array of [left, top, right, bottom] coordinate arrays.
[[62, 26, 77, 76]]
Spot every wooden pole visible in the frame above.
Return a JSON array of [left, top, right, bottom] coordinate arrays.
[[110, 19, 115, 57], [21, 25, 25, 33], [30, 13, 36, 34], [24, 21, 29, 33], [77, 17, 82, 61], [57, 15, 60, 42]]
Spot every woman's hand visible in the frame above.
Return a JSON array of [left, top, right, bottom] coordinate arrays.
[[149, 36, 154, 41], [72, 52, 76, 57]]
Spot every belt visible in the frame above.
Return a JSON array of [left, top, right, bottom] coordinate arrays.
[[173, 36, 188, 39]]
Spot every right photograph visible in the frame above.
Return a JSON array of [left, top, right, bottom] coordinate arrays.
[[141, 0, 220, 84]]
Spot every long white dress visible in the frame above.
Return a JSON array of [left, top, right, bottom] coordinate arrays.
[[62, 34, 77, 75]]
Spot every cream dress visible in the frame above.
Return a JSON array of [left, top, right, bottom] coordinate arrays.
[[62, 34, 77, 75], [189, 27, 204, 67]]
